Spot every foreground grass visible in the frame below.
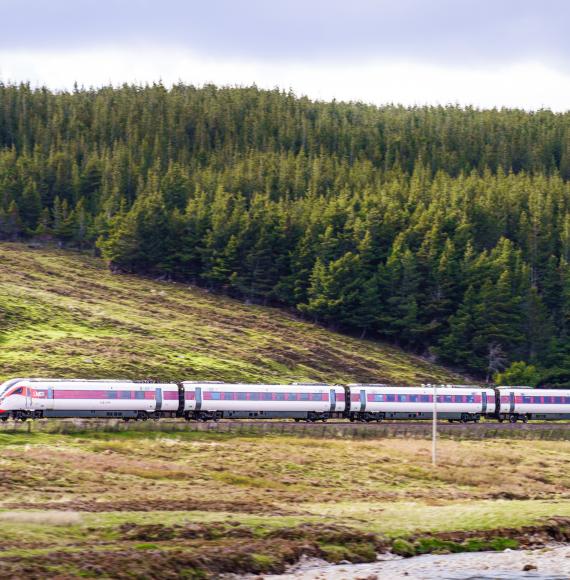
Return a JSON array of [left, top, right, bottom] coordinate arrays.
[[0, 243, 462, 383], [0, 430, 569, 576]]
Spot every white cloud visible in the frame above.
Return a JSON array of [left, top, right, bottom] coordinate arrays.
[[1, 47, 569, 111]]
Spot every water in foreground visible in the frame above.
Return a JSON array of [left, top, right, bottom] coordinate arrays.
[[262, 545, 570, 579]]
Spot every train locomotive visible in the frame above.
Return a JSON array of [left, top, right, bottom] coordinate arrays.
[[1, 378, 570, 424]]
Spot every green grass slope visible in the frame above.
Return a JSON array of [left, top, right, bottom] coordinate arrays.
[[0, 243, 464, 384]]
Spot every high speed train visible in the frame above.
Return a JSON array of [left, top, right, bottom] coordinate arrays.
[[1, 378, 569, 423]]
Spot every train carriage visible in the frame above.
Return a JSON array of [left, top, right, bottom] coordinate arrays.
[[181, 381, 346, 421], [0, 378, 179, 421], [496, 387, 570, 422], [348, 384, 496, 422]]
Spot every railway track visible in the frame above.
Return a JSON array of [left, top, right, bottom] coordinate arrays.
[[3, 418, 570, 440]]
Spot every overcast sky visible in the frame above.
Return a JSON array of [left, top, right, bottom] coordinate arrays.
[[1, 0, 570, 110]]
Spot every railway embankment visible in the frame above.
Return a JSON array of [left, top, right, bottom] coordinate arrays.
[[4, 418, 570, 440]]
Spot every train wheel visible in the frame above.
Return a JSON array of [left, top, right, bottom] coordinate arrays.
[[522, 416, 528, 423], [498, 417, 504, 423], [294, 418, 300, 422], [509, 415, 518, 423]]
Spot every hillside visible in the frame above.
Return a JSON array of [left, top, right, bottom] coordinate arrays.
[[0, 243, 462, 384], [1, 84, 569, 380]]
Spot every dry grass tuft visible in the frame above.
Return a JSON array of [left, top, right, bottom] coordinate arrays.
[[0, 510, 83, 526]]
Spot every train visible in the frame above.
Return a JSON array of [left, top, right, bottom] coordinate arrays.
[[2, 378, 570, 424]]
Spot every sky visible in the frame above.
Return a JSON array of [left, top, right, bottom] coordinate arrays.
[[1, 0, 570, 110]]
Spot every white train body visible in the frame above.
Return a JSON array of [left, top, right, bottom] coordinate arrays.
[[3, 376, 569, 425], [497, 387, 570, 421], [0, 378, 179, 420], [181, 382, 346, 420], [348, 384, 496, 422]]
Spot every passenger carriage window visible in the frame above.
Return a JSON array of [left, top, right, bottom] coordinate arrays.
[[121, 391, 131, 399], [523, 396, 531, 404], [276, 393, 285, 401], [421, 395, 430, 402], [108, 391, 117, 399], [301, 393, 309, 401], [387, 394, 395, 402], [263, 393, 272, 401], [410, 395, 418, 402], [399, 395, 407, 402], [135, 391, 144, 400], [212, 392, 221, 400], [238, 392, 247, 400], [555, 397, 563, 404], [445, 395, 452, 403]]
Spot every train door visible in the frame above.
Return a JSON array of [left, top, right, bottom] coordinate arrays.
[[26, 387, 32, 410], [47, 387, 54, 410], [509, 391, 515, 414], [481, 392, 487, 414], [195, 387, 202, 411], [329, 389, 336, 412], [360, 389, 366, 412], [155, 388, 163, 412]]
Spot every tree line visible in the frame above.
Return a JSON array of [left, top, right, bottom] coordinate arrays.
[[1, 82, 569, 384]]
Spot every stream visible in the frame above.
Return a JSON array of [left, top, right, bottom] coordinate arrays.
[[261, 545, 570, 579]]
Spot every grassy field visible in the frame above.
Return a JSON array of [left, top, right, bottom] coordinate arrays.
[[0, 428, 569, 576], [0, 242, 463, 384]]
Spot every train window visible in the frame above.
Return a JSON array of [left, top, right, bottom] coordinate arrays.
[[238, 392, 247, 400], [120, 391, 131, 399], [555, 397, 563, 404], [300, 393, 309, 401], [263, 393, 272, 401], [387, 394, 395, 402], [135, 391, 144, 400], [421, 395, 430, 402], [398, 395, 407, 402], [211, 392, 221, 400], [466, 395, 474, 403], [276, 393, 285, 401], [108, 391, 117, 399], [250, 392, 260, 400], [13, 388, 23, 395]]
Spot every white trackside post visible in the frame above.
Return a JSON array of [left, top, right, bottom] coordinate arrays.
[[432, 383, 437, 466]]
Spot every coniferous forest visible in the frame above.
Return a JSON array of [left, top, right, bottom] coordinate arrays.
[[1, 82, 570, 384]]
